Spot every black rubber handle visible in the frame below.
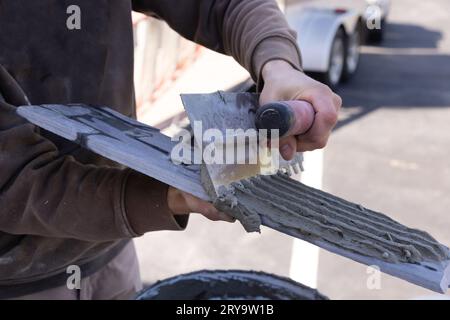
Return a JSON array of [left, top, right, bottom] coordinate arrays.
[[255, 102, 295, 138]]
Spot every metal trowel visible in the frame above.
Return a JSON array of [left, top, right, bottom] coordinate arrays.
[[181, 91, 314, 199]]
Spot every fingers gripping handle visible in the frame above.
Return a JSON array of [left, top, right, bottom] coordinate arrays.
[[255, 101, 315, 138]]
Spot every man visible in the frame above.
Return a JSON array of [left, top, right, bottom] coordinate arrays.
[[0, 0, 341, 299]]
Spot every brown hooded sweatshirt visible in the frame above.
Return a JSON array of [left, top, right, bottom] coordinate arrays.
[[0, 0, 301, 297]]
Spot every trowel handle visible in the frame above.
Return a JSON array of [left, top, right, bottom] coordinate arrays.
[[255, 101, 315, 138]]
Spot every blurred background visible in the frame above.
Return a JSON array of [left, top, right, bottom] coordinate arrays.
[[131, 0, 450, 299]]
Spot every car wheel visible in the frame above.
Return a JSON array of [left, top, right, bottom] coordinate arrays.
[[342, 23, 362, 81], [316, 28, 345, 89]]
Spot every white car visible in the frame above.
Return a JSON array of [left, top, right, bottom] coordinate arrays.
[[284, 0, 390, 88]]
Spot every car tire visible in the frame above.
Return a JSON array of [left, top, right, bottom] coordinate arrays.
[[342, 22, 362, 81], [315, 28, 346, 90]]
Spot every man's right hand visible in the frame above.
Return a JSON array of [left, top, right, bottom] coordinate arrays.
[[167, 186, 235, 222], [260, 60, 342, 160]]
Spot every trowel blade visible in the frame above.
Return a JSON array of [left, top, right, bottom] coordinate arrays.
[[181, 92, 272, 195]]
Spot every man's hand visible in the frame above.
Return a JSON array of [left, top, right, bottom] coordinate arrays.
[[167, 186, 235, 222], [260, 60, 342, 160]]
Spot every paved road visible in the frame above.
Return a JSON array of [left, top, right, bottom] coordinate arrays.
[[135, 0, 450, 299], [319, 0, 450, 299]]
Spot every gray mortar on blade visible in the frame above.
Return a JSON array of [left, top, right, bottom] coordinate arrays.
[[212, 171, 449, 265]]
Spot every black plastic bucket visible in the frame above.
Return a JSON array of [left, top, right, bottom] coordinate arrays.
[[135, 270, 327, 300]]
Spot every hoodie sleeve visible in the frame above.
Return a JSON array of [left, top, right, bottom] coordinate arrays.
[[0, 66, 187, 242], [132, 0, 303, 88]]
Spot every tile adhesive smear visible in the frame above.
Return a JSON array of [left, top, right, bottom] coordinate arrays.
[[206, 170, 450, 293]]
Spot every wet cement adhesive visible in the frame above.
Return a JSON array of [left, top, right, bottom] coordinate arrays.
[[213, 172, 450, 292], [215, 172, 449, 264]]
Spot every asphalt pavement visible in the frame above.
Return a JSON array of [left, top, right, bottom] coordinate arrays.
[[319, 0, 450, 299]]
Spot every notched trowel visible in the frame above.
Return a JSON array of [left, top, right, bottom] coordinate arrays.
[[181, 91, 314, 232]]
